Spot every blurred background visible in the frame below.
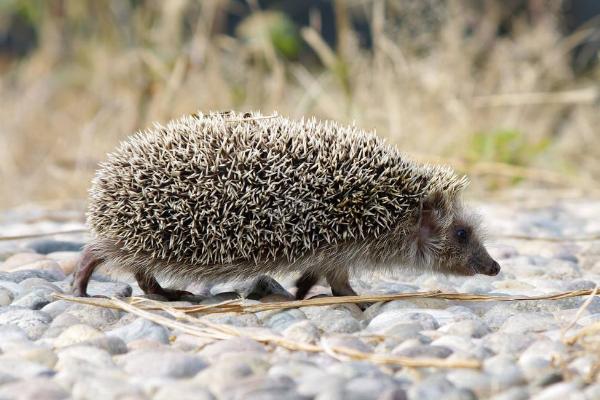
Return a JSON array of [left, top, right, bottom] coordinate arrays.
[[1, 0, 599, 209]]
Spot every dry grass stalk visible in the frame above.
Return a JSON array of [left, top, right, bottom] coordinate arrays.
[[561, 285, 599, 342], [54, 288, 599, 316], [107, 296, 480, 369]]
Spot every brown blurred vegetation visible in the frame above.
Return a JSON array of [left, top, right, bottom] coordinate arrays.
[[0, 0, 599, 209]]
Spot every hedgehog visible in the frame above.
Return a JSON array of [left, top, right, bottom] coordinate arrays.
[[72, 111, 500, 301]]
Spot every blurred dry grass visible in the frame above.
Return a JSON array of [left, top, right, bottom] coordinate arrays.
[[1, 0, 599, 209]]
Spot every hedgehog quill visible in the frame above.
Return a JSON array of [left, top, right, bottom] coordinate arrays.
[[72, 111, 500, 301]]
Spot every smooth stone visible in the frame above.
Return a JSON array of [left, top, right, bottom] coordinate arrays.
[[483, 355, 526, 391], [41, 300, 73, 318], [6, 260, 64, 278], [199, 337, 266, 360], [154, 383, 216, 400], [54, 324, 105, 347], [56, 345, 116, 369], [246, 275, 294, 300], [79, 280, 132, 298], [1, 342, 57, 368], [217, 375, 303, 400], [0, 356, 55, 379], [393, 344, 453, 359], [20, 277, 62, 292], [200, 312, 261, 327], [343, 376, 396, 400], [482, 332, 535, 355], [117, 349, 206, 378], [519, 340, 568, 364], [1, 253, 46, 268], [0, 287, 13, 305], [194, 352, 270, 393], [6, 269, 65, 282], [69, 372, 146, 400], [489, 387, 530, 400], [368, 310, 440, 333], [301, 306, 361, 334], [12, 288, 55, 310], [27, 239, 84, 254], [326, 361, 382, 380], [65, 303, 122, 328], [0, 280, 22, 296], [0, 325, 30, 343], [439, 319, 490, 338], [0, 378, 69, 400], [568, 355, 596, 377], [408, 375, 476, 400], [430, 336, 492, 360], [282, 320, 321, 344], [446, 370, 492, 397], [84, 335, 128, 355], [583, 384, 600, 399], [107, 318, 170, 344], [518, 356, 557, 382], [172, 334, 215, 351], [295, 371, 346, 397], [500, 313, 558, 334], [0, 308, 52, 339], [265, 309, 307, 332], [43, 312, 83, 338], [323, 335, 372, 353], [532, 382, 583, 400]]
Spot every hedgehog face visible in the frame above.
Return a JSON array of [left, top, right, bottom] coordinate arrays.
[[417, 193, 500, 277]]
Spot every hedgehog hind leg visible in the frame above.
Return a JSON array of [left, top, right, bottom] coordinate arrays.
[[134, 271, 192, 301], [326, 270, 358, 297], [71, 246, 104, 297]]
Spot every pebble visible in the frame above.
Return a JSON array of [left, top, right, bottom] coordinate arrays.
[[27, 239, 84, 254], [0, 378, 69, 400], [0, 287, 13, 306], [107, 318, 170, 344], [283, 320, 321, 344], [116, 349, 206, 378], [0, 308, 52, 339]]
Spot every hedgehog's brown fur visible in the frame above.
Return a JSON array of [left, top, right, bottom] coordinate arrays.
[[75, 111, 498, 299]]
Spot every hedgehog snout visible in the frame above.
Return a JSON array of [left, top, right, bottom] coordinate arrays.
[[470, 252, 501, 276]]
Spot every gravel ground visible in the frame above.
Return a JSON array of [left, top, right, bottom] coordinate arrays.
[[0, 199, 600, 400]]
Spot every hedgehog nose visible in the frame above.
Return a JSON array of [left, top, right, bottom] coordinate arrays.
[[487, 260, 501, 276]]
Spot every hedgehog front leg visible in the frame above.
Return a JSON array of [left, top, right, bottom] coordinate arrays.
[[133, 271, 192, 301], [295, 272, 319, 300], [71, 247, 104, 297]]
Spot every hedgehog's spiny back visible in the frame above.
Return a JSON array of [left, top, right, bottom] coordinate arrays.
[[88, 111, 467, 266]]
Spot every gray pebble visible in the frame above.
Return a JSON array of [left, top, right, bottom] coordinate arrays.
[[200, 337, 266, 360], [6, 269, 65, 282], [0, 377, 69, 400], [65, 303, 122, 328], [500, 313, 558, 334], [302, 306, 361, 333], [368, 310, 439, 333], [0, 325, 30, 343], [107, 318, 170, 344], [0, 287, 13, 306], [40, 300, 74, 318], [408, 375, 476, 400], [27, 239, 84, 254], [12, 288, 55, 310], [283, 320, 321, 344], [117, 349, 206, 378], [532, 382, 583, 400], [266, 309, 307, 332], [489, 387, 530, 400], [439, 319, 490, 338], [393, 344, 453, 359], [0, 308, 52, 339], [154, 383, 216, 400], [246, 275, 294, 300]]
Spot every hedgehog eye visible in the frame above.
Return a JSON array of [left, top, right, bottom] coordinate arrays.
[[456, 228, 468, 243]]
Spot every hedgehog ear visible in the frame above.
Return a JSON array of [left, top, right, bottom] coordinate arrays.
[[418, 192, 445, 239]]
